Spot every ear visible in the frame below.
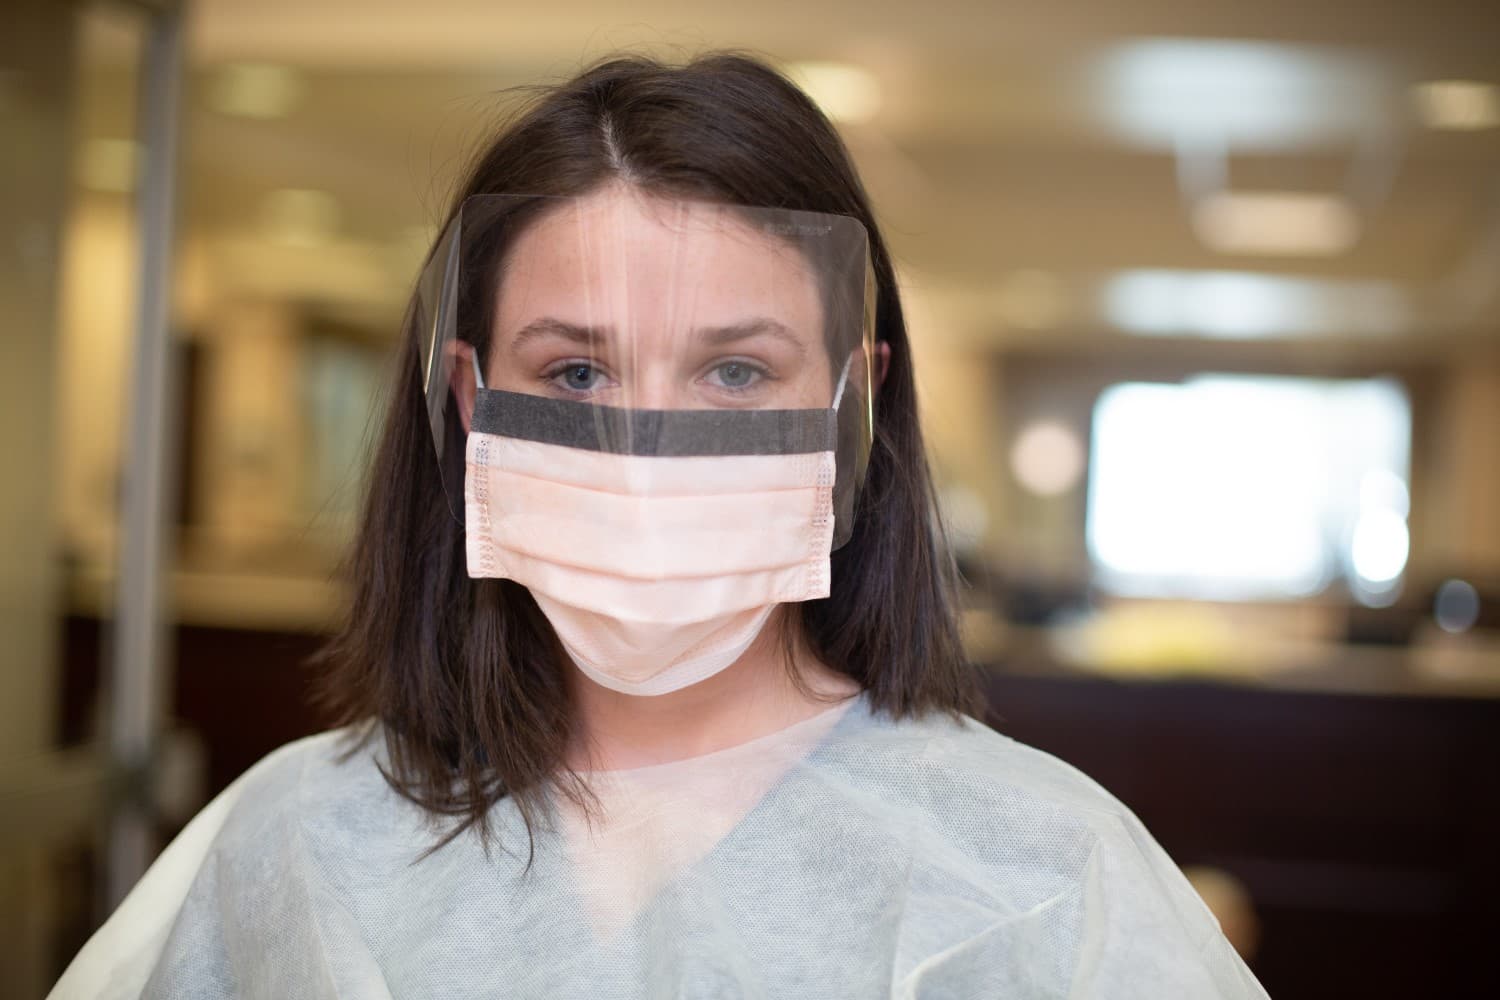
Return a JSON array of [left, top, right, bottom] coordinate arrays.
[[446, 340, 480, 434], [873, 340, 892, 394]]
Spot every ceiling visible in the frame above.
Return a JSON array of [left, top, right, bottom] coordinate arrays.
[[73, 0, 1500, 355]]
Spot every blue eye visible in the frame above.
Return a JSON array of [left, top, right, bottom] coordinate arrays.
[[708, 360, 765, 391], [554, 363, 601, 392]]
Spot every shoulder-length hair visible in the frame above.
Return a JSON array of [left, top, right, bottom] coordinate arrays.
[[316, 51, 983, 854]]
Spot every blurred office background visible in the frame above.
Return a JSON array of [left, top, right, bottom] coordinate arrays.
[[4, 0, 1499, 996]]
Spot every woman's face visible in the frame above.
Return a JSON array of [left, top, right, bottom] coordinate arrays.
[[487, 185, 835, 410]]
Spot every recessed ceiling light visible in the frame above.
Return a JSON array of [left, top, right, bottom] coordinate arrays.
[[786, 62, 882, 125], [208, 63, 304, 120], [1411, 79, 1500, 130], [1193, 190, 1359, 256]]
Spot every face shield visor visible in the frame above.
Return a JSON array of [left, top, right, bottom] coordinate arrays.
[[416, 190, 876, 546], [411, 190, 876, 695]]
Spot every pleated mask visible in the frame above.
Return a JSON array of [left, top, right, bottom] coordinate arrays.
[[464, 364, 849, 696]]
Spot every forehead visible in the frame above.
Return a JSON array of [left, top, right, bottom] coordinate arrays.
[[494, 188, 822, 327]]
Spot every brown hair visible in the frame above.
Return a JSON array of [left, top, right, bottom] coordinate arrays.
[[315, 51, 984, 855]]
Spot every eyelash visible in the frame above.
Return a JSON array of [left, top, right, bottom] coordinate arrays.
[[539, 358, 775, 396]]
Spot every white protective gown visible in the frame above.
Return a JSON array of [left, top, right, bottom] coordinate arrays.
[[51, 691, 1270, 999]]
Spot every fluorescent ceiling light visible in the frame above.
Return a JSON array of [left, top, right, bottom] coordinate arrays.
[[1193, 190, 1359, 256], [787, 62, 881, 125], [208, 63, 304, 120], [1102, 269, 1409, 338], [1090, 39, 1385, 148], [1411, 79, 1500, 131]]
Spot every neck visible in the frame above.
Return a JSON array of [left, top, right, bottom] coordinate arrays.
[[564, 607, 861, 773]]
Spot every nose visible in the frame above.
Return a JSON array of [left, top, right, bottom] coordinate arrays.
[[626, 362, 691, 411]]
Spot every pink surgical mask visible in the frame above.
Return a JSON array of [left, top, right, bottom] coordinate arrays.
[[463, 364, 848, 696]]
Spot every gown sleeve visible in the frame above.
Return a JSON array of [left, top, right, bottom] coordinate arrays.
[[1062, 810, 1271, 999], [47, 770, 249, 1000], [888, 720, 1273, 999], [46, 734, 336, 1000]]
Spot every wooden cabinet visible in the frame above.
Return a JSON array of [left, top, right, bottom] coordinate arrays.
[[982, 670, 1500, 1000]]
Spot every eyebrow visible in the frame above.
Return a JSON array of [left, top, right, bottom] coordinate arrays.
[[508, 316, 807, 358]]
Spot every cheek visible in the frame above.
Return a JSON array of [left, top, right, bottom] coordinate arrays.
[[792, 353, 838, 408]]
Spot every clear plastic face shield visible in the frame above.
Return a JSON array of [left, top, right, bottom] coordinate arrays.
[[417, 189, 876, 544], [412, 189, 876, 695]]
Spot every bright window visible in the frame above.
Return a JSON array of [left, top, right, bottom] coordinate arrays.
[[1086, 374, 1411, 601]]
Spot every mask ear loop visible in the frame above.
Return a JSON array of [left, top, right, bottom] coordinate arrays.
[[831, 354, 853, 411], [472, 347, 488, 391]]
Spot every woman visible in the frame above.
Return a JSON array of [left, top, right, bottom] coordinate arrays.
[[53, 53, 1269, 999]]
